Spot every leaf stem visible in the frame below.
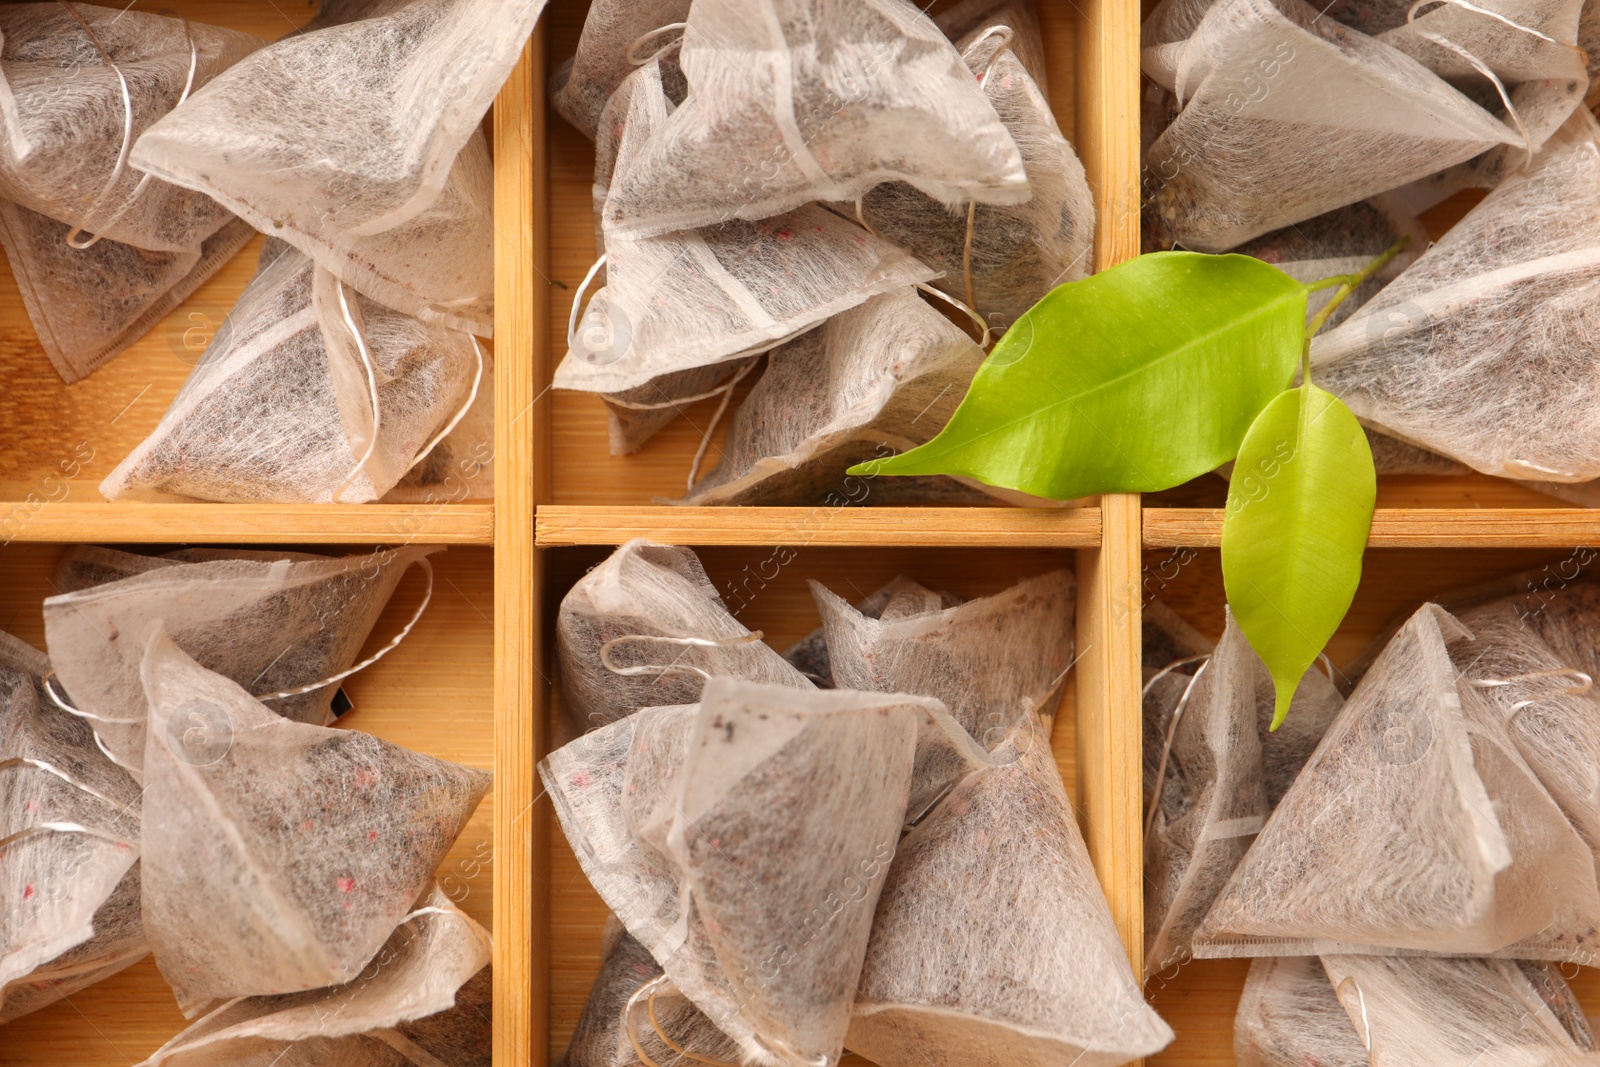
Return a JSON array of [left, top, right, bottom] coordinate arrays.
[[1304, 237, 1410, 342]]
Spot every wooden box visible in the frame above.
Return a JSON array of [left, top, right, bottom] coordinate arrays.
[[2, 1, 1598, 1066]]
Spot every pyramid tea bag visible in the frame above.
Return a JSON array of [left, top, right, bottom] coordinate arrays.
[[557, 55, 937, 400], [542, 680, 988, 1067], [600, 0, 1029, 240], [102, 246, 483, 503], [1143, 0, 1518, 251], [381, 350, 496, 503], [0, 4, 261, 253], [556, 541, 811, 738], [1321, 955, 1600, 1065], [847, 729, 1175, 1067], [45, 545, 438, 778], [1314, 109, 1600, 481], [138, 885, 490, 1065], [140, 632, 490, 1012], [1234, 956, 1369, 1067], [784, 577, 964, 688], [811, 569, 1074, 747], [0, 631, 145, 1023], [849, 24, 1094, 331], [551, 0, 691, 140], [131, 0, 548, 334], [683, 290, 988, 506], [1194, 603, 1600, 962]]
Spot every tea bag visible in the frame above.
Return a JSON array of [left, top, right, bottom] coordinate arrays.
[[141, 631, 491, 1012], [137, 885, 490, 1065], [1321, 955, 1600, 1065], [0, 204, 254, 384], [847, 728, 1175, 1067], [381, 350, 496, 503], [0, 631, 144, 1023], [1365, 429, 1470, 476], [557, 541, 810, 737], [101, 246, 483, 503], [811, 569, 1074, 747], [600, 0, 1029, 240], [683, 290, 988, 506], [0, 4, 261, 253], [1145, 610, 1268, 977], [1193, 603, 1600, 962], [1233, 956, 1369, 1067], [1142, 0, 1518, 251], [934, 0, 1051, 90], [557, 54, 937, 399], [784, 577, 964, 688], [599, 361, 749, 457], [1315, 109, 1600, 481], [131, 0, 548, 334], [847, 22, 1094, 331], [551, 0, 691, 140], [45, 545, 438, 778], [542, 681, 988, 1067]]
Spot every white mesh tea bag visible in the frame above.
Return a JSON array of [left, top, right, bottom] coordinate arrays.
[[1314, 109, 1600, 482], [44, 545, 438, 779], [140, 632, 491, 1012], [935, 0, 1051, 89], [600, 0, 1029, 240], [0, 4, 261, 253], [848, 25, 1094, 331], [785, 577, 964, 688], [1145, 610, 1268, 977], [542, 681, 987, 1067], [0, 631, 145, 1023], [557, 55, 936, 401], [102, 246, 483, 503], [0, 205, 253, 384], [683, 290, 988, 506], [1194, 603, 1600, 962], [1234, 956, 1369, 1067], [380, 350, 496, 504], [130, 0, 548, 335], [552, 0, 691, 140], [811, 569, 1074, 747], [138, 885, 490, 1066], [847, 727, 1175, 1067], [557, 541, 810, 738], [1142, 0, 1517, 251], [1321, 955, 1600, 1065]]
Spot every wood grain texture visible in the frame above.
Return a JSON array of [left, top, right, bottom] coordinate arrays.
[[536, 505, 1102, 547], [1146, 508, 1600, 548], [0, 503, 493, 544], [1078, 0, 1142, 269], [495, 33, 546, 1067]]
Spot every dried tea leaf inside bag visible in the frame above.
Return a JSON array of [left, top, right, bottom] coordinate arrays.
[[848, 25, 1093, 331], [1142, 0, 1517, 251], [1145, 610, 1269, 977], [600, 0, 1029, 240], [101, 246, 482, 503], [131, 0, 548, 333], [381, 349, 496, 503], [45, 545, 438, 779], [683, 290, 988, 506], [556, 541, 811, 738], [552, 0, 691, 140], [1364, 429, 1469, 475], [0, 4, 261, 252], [811, 569, 1074, 747], [1142, 599, 1213, 683], [0, 205, 254, 384], [847, 726, 1175, 1067], [1314, 109, 1600, 481], [0, 631, 144, 1023], [140, 632, 490, 1012], [542, 682, 987, 1067], [1193, 603, 1600, 962], [1321, 955, 1600, 1065], [934, 0, 1051, 90], [557, 55, 936, 399], [785, 577, 964, 688], [1233, 956, 1369, 1067], [138, 885, 490, 1065]]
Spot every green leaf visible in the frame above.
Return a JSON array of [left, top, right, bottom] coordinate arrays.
[[1222, 384, 1376, 729], [848, 252, 1308, 499]]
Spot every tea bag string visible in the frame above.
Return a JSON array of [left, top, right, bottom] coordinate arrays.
[[1142, 654, 1211, 839], [604, 357, 766, 412], [37, 676, 143, 774], [686, 358, 760, 491], [59, 4, 200, 250], [1336, 976, 1374, 1052], [624, 974, 740, 1067], [0, 820, 134, 852], [1408, 28, 1533, 163], [330, 278, 385, 504], [0, 755, 129, 809], [398, 903, 494, 956], [567, 254, 609, 353], [916, 283, 994, 349], [402, 334, 485, 477], [257, 555, 436, 700], [1467, 667, 1592, 718], [600, 631, 768, 681], [626, 22, 687, 65]]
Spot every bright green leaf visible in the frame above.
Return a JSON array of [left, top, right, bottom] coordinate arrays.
[[848, 252, 1308, 499], [1222, 384, 1376, 729]]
